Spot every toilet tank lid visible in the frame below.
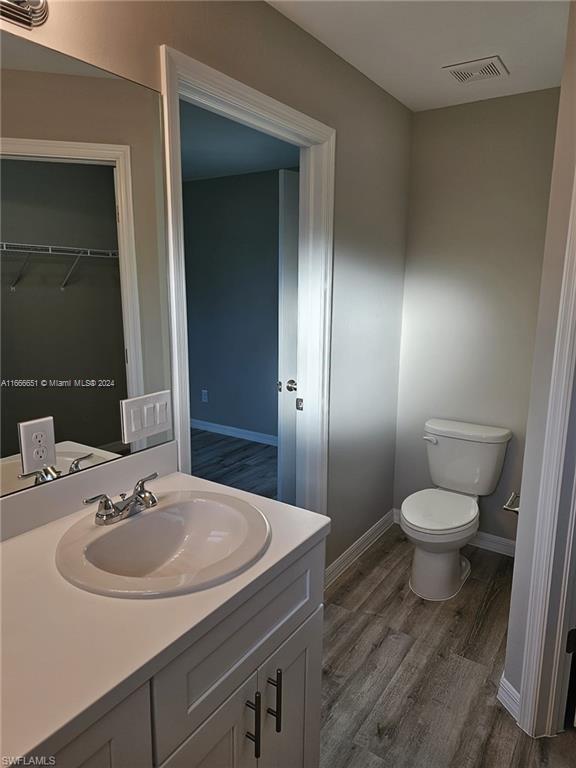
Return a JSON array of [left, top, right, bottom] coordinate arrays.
[[425, 419, 512, 444]]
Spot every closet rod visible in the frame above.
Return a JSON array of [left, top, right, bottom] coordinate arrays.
[[0, 242, 118, 259]]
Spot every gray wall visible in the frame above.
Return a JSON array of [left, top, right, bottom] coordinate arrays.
[[183, 171, 279, 437], [0, 160, 127, 456], [1, 160, 118, 248], [505, 6, 576, 695], [3, 1, 413, 564], [394, 89, 559, 540]]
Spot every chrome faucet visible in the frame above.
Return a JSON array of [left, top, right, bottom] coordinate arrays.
[[68, 453, 94, 474], [84, 472, 159, 526]]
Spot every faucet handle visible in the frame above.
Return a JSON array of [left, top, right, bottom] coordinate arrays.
[[84, 493, 117, 524], [132, 472, 159, 508], [84, 493, 114, 510], [69, 453, 94, 474]]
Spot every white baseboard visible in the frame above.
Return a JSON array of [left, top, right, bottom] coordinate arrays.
[[471, 531, 516, 557], [498, 675, 520, 720], [191, 419, 278, 447], [393, 507, 401, 523], [325, 509, 395, 588]]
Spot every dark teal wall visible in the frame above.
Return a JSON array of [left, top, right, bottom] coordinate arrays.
[[183, 171, 279, 436]]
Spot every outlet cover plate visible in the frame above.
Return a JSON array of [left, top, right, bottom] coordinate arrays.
[[120, 390, 172, 444], [18, 416, 56, 473]]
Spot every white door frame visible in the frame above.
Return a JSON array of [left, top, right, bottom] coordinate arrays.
[[160, 46, 335, 515], [517, 170, 576, 736], [0, 137, 144, 398], [277, 169, 300, 504]]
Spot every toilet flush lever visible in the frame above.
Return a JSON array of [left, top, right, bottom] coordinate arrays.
[[422, 435, 438, 445]]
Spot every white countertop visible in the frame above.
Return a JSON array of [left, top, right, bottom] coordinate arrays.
[[0, 472, 330, 759]]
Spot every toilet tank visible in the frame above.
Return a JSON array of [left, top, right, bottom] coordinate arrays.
[[424, 419, 512, 496]]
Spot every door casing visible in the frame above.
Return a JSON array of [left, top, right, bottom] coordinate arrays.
[[277, 169, 299, 505], [0, 137, 144, 399], [161, 47, 335, 515]]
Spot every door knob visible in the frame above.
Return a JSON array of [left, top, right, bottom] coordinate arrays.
[[286, 379, 297, 392]]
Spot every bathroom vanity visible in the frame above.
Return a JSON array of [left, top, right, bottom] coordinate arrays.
[[0, 471, 330, 766]]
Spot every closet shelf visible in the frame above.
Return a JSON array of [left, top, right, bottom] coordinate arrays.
[[0, 241, 119, 291]]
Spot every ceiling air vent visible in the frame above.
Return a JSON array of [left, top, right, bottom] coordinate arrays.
[[443, 55, 509, 85]]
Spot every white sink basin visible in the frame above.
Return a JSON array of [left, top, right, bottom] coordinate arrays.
[[55, 491, 271, 598]]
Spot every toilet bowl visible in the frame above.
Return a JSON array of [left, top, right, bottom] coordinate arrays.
[[400, 488, 479, 600], [401, 418, 512, 601]]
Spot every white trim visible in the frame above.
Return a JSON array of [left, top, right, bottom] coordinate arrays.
[[519, 170, 576, 736], [393, 507, 401, 524], [471, 531, 516, 557], [0, 137, 144, 399], [547, 468, 576, 732], [325, 510, 395, 588], [191, 419, 278, 447], [161, 47, 335, 517], [498, 675, 521, 721]]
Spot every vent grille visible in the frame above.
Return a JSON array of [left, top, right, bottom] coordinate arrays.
[[443, 56, 509, 85]]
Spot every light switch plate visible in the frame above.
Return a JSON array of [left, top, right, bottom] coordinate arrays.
[[120, 390, 172, 444], [18, 416, 57, 474]]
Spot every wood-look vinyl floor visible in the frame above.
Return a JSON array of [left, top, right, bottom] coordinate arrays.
[[322, 525, 576, 768], [190, 429, 277, 499]]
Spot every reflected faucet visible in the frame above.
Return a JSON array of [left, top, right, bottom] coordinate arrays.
[[68, 453, 94, 474], [18, 466, 61, 485]]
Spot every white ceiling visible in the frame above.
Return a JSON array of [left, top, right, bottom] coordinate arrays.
[[180, 102, 300, 181], [271, 1, 569, 111]]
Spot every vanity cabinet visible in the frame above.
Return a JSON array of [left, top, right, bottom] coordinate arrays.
[[33, 543, 325, 768], [161, 609, 322, 768], [152, 544, 324, 765]]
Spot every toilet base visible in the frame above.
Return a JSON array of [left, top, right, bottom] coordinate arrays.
[[409, 550, 471, 602]]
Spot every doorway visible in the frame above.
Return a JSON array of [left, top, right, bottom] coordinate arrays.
[[162, 47, 335, 514], [0, 139, 144, 462], [180, 102, 300, 500]]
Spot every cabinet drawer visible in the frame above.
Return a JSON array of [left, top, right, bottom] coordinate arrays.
[[152, 543, 324, 764]]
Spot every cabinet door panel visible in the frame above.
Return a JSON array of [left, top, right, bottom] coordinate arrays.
[[259, 607, 323, 768], [48, 685, 152, 768], [160, 673, 258, 768]]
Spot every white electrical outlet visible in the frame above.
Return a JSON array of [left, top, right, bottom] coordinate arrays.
[[18, 416, 56, 474], [201, 388, 209, 403], [120, 390, 172, 444]]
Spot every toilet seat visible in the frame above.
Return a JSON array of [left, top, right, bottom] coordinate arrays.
[[401, 488, 478, 534]]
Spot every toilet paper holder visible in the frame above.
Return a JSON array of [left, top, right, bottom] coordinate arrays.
[[503, 491, 520, 514]]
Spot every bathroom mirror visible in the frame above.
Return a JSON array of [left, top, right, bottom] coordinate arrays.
[[0, 31, 172, 497]]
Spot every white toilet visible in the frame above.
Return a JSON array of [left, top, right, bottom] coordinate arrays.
[[400, 418, 512, 601]]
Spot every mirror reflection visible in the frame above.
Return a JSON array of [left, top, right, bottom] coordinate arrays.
[[0, 32, 172, 496]]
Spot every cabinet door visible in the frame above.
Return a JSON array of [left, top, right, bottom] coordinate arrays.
[[258, 607, 323, 768], [161, 673, 259, 768], [49, 685, 152, 768]]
